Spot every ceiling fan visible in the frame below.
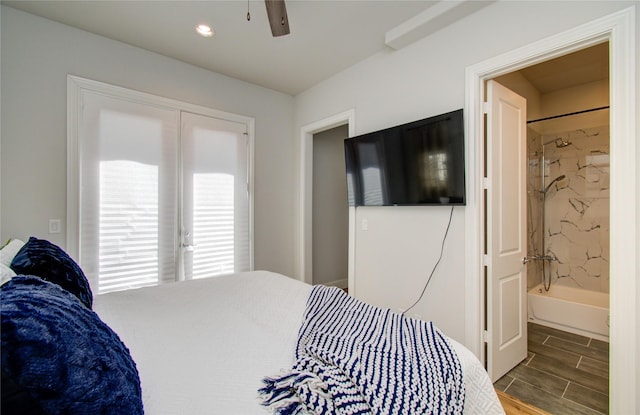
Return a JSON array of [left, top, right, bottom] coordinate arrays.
[[264, 0, 290, 37]]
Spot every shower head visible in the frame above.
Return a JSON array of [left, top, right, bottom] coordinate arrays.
[[543, 175, 566, 193], [542, 137, 572, 148], [555, 137, 572, 147]]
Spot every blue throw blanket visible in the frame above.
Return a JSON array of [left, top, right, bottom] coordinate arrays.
[[1, 276, 143, 414], [259, 286, 465, 414]]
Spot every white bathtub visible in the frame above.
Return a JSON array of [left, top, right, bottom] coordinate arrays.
[[528, 283, 609, 342]]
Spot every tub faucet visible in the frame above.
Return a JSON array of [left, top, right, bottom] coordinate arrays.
[[522, 255, 558, 264]]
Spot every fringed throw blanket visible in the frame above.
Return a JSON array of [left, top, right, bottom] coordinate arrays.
[[259, 286, 465, 415]]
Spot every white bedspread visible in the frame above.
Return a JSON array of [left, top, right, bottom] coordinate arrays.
[[94, 271, 503, 414]]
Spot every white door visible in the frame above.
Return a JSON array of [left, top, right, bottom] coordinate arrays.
[[486, 80, 528, 382], [181, 112, 250, 280]]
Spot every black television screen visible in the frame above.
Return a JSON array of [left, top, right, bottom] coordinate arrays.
[[344, 109, 465, 206]]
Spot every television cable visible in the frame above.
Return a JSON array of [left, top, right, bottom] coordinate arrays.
[[402, 205, 454, 315]]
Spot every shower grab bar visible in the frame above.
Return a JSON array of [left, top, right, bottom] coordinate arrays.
[[522, 255, 558, 264]]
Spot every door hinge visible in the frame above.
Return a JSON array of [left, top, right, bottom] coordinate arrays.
[[482, 330, 489, 342], [482, 102, 490, 114], [482, 254, 490, 266], [482, 177, 490, 189]]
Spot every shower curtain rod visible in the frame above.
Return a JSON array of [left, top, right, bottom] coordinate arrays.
[[527, 105, 610, 124]]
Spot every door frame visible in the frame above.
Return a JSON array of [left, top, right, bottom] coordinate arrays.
[[464, 6, 636, 413], [298, 110, 355, 285]]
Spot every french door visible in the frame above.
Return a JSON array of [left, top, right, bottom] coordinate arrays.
[[180, 112, 249, 281], [71, 77, 252, 294]]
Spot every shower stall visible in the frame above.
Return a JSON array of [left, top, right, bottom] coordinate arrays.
[[525, 109, 610, 342]]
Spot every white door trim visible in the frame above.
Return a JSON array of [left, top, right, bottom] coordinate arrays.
[[298, 110, 355, 285], [464, 6, 636, 413]]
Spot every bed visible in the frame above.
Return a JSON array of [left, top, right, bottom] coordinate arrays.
[[93, 271, 504, 414], [1, 237, 504, 414]]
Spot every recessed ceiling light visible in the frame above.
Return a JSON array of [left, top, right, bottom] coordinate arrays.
[[195, 24, 214, 37]]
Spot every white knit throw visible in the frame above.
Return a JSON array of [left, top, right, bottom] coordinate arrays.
[[259, 285, 465, 414]]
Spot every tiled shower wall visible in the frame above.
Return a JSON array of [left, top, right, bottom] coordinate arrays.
[[527, 125, 610, 293]]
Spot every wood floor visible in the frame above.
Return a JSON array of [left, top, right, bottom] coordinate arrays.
[[498, 389, 552, 415], [495, 323, 609, 415]]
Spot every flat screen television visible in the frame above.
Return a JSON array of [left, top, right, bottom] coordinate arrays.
[[344, 109, 465, 206]]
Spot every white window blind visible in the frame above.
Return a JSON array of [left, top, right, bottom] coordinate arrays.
[[99, 160, 160, 292], [192, 173, 235, 277], [79, 93, 178, 293], [181, 112, 250, 280]]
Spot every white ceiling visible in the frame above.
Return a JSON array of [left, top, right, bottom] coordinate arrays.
[[3, 1, 607, 96], [3, 0, 449, 95]]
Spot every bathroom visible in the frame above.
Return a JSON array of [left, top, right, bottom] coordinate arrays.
[[496, 42, 610, 342], [493, 42, 610, 413]]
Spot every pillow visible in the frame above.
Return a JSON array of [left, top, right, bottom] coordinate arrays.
[[0, 263, 16, 286], [10, 237, 93, 309], [0, 239, 25, 267], [0, 276, 143, 415]]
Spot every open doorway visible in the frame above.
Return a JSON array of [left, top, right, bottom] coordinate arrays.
[[312, 125, 349, 287], [298, 110, 355, 287], [492, 43, 610, 414]]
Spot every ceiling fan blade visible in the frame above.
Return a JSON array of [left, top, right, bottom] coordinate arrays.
[[264, 0, 290, 37]]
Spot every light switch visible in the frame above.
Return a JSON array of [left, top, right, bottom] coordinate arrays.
[[49, 219, 61, 234]]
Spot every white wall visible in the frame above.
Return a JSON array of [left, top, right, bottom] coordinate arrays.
[[0, 6, 296, 277], [294, 0, 635, 343]]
